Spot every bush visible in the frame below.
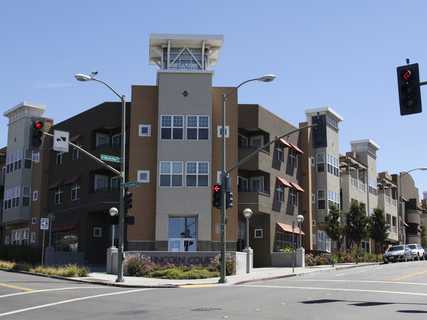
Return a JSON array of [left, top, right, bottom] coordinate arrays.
[[208, 255, 236, 276], [125, 256, 157, 277], [30, 264, 88, 277], [279, 244, 295, 254], [12, 262, 31, 272], [0, 260, 16, 270], [149, 267, 218, 279]]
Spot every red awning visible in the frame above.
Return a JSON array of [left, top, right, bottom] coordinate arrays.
[[277, 222, 305, 235], [279, 138, 292, 148], [290, 182, 304, 192], [290, 143, 304, 154], [277, 176, 292, 188]]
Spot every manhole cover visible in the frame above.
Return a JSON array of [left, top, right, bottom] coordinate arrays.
[[192, 307, 223, 312]]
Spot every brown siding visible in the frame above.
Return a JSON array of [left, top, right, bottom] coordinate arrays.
[[127, 85, 158, 244]]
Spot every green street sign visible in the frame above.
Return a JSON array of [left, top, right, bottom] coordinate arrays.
[[100, 154, 121, 163], [123, 181, 141, 188]]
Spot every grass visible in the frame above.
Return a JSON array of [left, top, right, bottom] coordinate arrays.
[[148, 267, 218, 279], [0, 260, 88, 277]]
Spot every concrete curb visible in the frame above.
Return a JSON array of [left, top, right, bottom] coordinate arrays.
[[0, 262, 381, 289]]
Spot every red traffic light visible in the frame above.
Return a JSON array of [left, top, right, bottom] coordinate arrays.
[[212, 184, 221, 193], [34, 121, 44, 130], [402, 69, 412, 81]]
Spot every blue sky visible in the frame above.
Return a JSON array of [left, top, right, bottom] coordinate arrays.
[[1, 1, 427, 194]]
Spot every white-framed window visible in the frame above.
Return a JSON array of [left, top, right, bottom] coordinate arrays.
[[316, 152, 325, 172], [32, 151, 40, 162], [287, 149, 298, 174], [250, 135, 264, 148], [137, 170, 150, 183], [72, 147, 80, 160], [238, 176, 249, 192], [93, 226, 103, 238], [110, 176, 120, 189], [96, 132, 110, 147], [250, 176, 264, 193], [275, 146, 284, 162], [56, 152, 63, 165], [112, 133, 121, 147], [71, 184, 80, 201], [94, 174, 109, 191], [327, 191, 339, 208], [254, 229, 264, 239], [185, 161, 209, 187], [54, 188, 63, 205], [32, 190, 39, 201], [288, 188, 297, 206], [161, 115, 184, 140], [139, 124, 151, 137], [327, 154, 339, 176], [160, 161, 183, 187], [187, 115, 209, 140], [317, 190, 325, 209], [276, 186, 284, 202], [217, 126, 229, 138]]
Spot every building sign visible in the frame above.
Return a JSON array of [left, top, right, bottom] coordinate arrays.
[[40, 218, 49, 230]]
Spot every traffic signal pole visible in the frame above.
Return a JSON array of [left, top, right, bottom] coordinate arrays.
[[219, 93, 227, 284]]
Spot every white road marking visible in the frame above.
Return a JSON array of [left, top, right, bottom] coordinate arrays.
[[292, 279, 427, 286], [239, 284, 427, 297], [0, 288, 150, 318], [0, 286, 109, 299]]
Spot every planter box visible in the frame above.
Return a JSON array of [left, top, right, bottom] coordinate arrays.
[[271, 248, 305, 267]]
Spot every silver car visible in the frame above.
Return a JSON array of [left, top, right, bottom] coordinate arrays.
[[383, 245, 412, 263], [407, 244, 425, 260]]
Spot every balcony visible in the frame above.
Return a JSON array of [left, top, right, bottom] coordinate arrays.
[[238, 191, 271, 214], [238, 147, 271, 172], [406, 211, 421, 225]]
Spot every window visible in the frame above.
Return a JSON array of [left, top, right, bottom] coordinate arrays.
[[186, 161, 209, 187], [161, 115, 183, 140], [328, 191, 339, 208], [288, 189, 297, 207], [316, 153, 325, 172], [187, 115, 209, 140], [254, 229, 264, 239], [275, 146, 284, 162], [250, 176, 264, 193], [71, 184, 80, 201], [110, 176, 120, 189], [96, 133, 110, 147], [32, 190, 39, 201], [112, 134, 121, 147], [250, 135, 264, 148], [160, 161, 183, 187], [72, 147, 80, 160], [92, 227, 103, 239], [168, 216, 198, 252], [139, 124, 151, 137], [55, 188, 63, 205], [238, 176, 249, 192], [327, 154, 339, 176], [32, 151, 40, 162], [238, 134, 249, 148], [317, 190, 325, 209], [276, 186, 284, 202], [286, 149, 297, 175], [217, 126, 229, 138], [137, 170, 150, 183], [94, 174, 109, 191], [56, 152, 63, 165]]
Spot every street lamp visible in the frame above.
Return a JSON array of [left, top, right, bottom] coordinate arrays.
[[109, 207, 119, 248], [399, 167, 427, 245], [296, 214, 304, 248], [75, 72, 127, 283], [242, 208, 253, 274], [219, 74, 276, 284]]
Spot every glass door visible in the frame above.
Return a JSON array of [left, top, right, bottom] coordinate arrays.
[[168, 216, 197, 251]]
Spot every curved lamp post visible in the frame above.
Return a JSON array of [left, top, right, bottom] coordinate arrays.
[[399, 167, 427, 244], [242, 208, 254, 274], [219, 74, 276, 283], [75, 73, 127, 283], [296, 214, 304, 248], [109, 207, 119, 248]]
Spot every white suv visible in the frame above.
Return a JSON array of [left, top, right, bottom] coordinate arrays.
[[407, 244, 425, 260]]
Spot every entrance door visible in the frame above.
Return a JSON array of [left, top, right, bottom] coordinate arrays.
[[168, 216, 197, 252]]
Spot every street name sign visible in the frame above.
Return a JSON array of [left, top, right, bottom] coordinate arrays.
[[53, 130, 70, 153], [100, 154, 121, 163]]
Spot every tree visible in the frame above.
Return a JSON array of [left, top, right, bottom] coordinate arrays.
[[325, 204, 345, 252], [369, 208, 389, 253], [346, 202, 369, 249]]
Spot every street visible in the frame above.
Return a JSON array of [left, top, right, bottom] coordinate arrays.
[[0, 262, 427, 319]]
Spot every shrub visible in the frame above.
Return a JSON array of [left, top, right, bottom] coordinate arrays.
[[12, 263, 31, 272], [125, 256, 157, 276], [279, 244, 295, 254], [0, 260, 16, 270], [30, 264, 88, 277], [208, 255, 236, 276], [149, 267, 217, 279]]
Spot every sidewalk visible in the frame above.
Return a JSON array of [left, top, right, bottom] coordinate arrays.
[[70, 262, 379, 288]]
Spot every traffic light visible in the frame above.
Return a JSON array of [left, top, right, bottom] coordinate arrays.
[[226, 191, 233, 209], [31, 120, 45, 148], [212, 184, 222, 209], [124, 191, 133, 210], [397, 63, 422, 115]]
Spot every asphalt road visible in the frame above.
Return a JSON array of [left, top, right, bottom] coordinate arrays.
[[1, 261, 427, 319]]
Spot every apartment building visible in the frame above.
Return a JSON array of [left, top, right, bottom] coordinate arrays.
[[0, 148, 6, 242], [377, 172, 399, 244], [302, 107, 343, 252]]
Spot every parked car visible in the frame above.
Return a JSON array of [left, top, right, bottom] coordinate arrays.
[[407, 244, 425, 261], [383, 245, 412, 263]]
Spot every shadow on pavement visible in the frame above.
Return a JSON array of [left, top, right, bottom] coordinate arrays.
[[301, 298, 427, 311], [397, 310, 427, 314]]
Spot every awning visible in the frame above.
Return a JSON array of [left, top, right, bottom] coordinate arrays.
[[277, 176, 292, 188], [290, 143, 304, 154], [279, 138, 292, 148], [277, 222, 305, 235], [290, 182, 304, 192]]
